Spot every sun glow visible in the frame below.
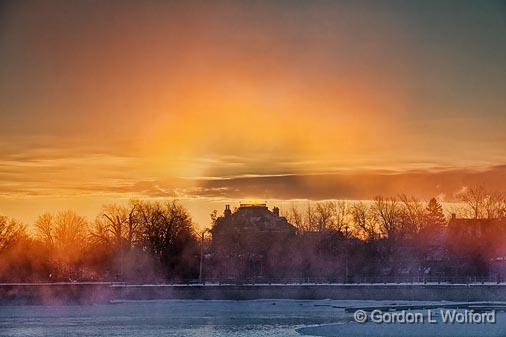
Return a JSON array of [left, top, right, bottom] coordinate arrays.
[[1, 0, 505, 226]]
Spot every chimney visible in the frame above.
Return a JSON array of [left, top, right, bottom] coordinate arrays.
[[273, 206, 280, 217], [224, 204, 231, 217]]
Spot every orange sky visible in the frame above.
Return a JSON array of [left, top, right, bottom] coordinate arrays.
[[0, 1, 505, 226]]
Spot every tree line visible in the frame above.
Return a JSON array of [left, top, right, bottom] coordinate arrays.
[[272, 186, 505, 282], [0, 185, 505, 283], [284, 185, 506, 238], [0, 200, 198, 282]]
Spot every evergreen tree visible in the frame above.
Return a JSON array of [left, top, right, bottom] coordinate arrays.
[[425, 197, 446, 227]]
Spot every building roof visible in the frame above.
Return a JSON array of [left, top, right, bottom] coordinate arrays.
[[239, 202, 267, 208], [212, 203, 296, 234], [448, 217, 506, 238]]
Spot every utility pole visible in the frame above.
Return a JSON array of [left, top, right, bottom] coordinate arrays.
[[344, 225, 349, 283], [199, 228, 210, 284], [120, 241, 124, 281]]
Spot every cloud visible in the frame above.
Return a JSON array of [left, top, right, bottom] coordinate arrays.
[[193, 165, 506, 201], [0, 142, 142, 197], [1, 134, 505, 202]]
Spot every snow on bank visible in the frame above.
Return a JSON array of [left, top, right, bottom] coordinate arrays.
[[297, 312, 506, 337]]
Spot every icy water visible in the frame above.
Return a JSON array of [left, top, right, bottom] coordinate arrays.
[[2, 299, 506, 337], [0, 299, 346, 337]]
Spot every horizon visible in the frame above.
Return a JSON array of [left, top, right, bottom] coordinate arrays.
[[1, 166, 504, 228], [0, 196, 479, 231]]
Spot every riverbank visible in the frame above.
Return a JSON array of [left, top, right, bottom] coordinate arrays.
[[2, 283, 506, 305]]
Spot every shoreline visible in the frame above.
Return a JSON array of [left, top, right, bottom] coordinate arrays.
[[2, 283, 506, 305]]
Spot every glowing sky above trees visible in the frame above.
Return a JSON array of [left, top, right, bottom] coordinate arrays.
[[0, 0, 505, 225]]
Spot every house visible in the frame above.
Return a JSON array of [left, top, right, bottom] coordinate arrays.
[[447, 215, 506, 254], [447, 214, 506, 276], [210, 203, 297, 280]]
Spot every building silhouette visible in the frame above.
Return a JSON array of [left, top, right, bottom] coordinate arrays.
[[210, 203, 297, 280]]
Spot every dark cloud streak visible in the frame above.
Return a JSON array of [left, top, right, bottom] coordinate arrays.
[[194, 165, 506, 201]]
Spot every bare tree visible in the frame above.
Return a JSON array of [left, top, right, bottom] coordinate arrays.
[[398, 194, 426, 236], [313, 201, 350, 233], [315, 201, 335, 232], [372, 196, 401, 239], [33, 211, 89, 280], [332, 200, 349, 234], [350, 201, 380, 240], [92, 203, 139, 248], [305, 202, 318, 232], [34, 213, 54, 245], [484, 191, 505, 219], [35, 210, 89, 266], [132, 200, 197, 277], [460, 185, 488, 219], [0, 215, 26, 252], [285, 203, 307, 232]]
